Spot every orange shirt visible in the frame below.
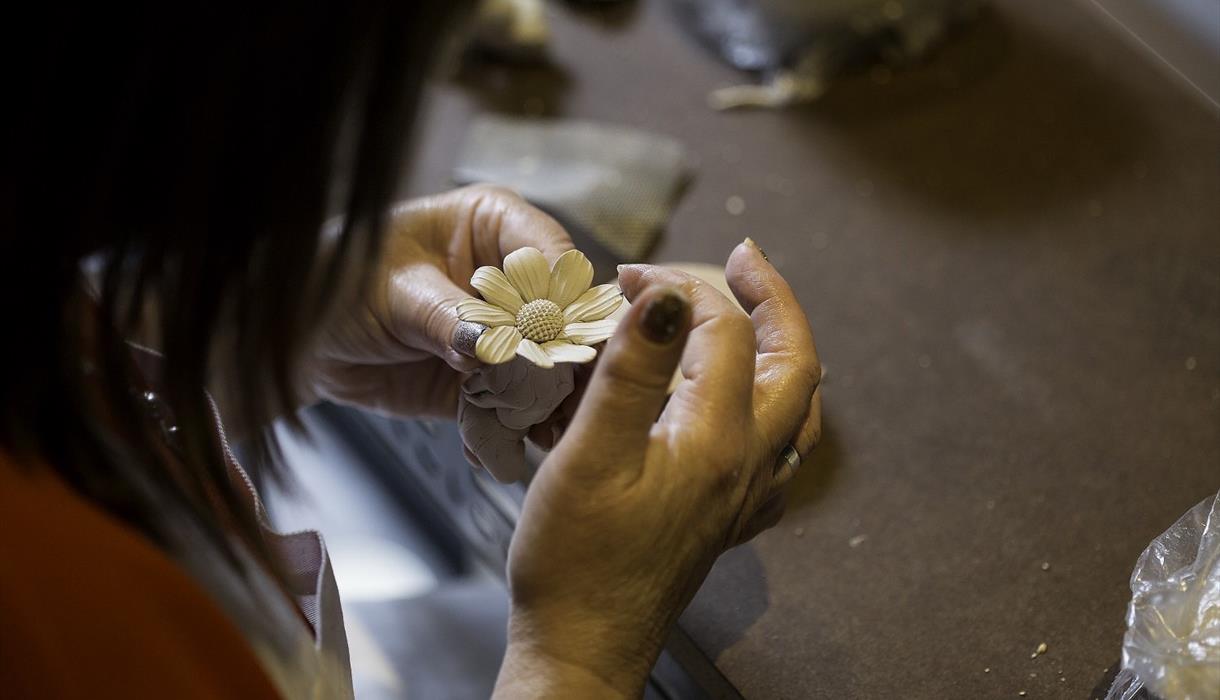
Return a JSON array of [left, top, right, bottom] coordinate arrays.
[[0, 451, 282, 698]]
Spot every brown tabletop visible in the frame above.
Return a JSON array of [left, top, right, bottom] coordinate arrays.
[[404, 1, 1220, 697]]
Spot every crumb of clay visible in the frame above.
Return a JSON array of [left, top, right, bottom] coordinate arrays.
[[1036, 642, 1048, 655], [1060, 677, 1066, 682], [1019, 692, 1026, 697], [1041, 562, 1050, 571], [793, 527, 805, 537], [725, 196, 746, 216], [1030, 653, 1038, 659], [984, 668, 990, 673], [849, 534, 868, 547]]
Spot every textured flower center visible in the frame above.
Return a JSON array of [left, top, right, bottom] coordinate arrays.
[[515, 299, 564, 343]]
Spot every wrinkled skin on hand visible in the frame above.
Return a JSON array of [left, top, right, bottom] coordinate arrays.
[[297, 186, 823, 697], [498, 241, 822, 696], [306, 184, 574, 426]]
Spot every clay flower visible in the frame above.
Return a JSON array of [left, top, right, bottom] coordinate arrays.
[[458, 247, 623, 369]]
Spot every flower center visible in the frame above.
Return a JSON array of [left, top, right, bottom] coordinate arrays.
[[515, 299, 564, 343]]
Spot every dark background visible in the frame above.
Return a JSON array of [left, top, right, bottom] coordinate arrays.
[[387, 0, 1219, 697]]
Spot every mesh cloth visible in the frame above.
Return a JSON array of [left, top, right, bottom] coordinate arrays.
[[454, 115, 692, 261]]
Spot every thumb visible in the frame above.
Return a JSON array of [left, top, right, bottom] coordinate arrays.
[[387, 263, 480, 372], [562, 286, 691, 468]]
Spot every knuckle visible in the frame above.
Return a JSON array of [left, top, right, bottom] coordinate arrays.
[[420, 297, 458, 343], [799, 356, 822, 392], [547, 232, 576, 255], [722, 311, 756, 340], [804, 418, 823, 453], [784, 413, 821, 462], [705, 439, 748, 487], [806, 434, 821, 457], [701, 312, 755, 354], [599, 352, 673, 397]]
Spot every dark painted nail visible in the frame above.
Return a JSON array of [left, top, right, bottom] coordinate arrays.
[[453, 321, 487, 358], [639, 290, 689, 344]]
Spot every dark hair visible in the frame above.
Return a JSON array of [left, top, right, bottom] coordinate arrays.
[[2, 4, 471, 573]]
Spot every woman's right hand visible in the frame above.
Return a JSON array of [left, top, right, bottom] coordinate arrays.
[[495, 240, 823, 698]]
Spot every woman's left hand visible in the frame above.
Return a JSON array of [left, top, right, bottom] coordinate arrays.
[[307, 184, 574, 419]]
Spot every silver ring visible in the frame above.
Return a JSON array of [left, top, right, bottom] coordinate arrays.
[[775, 443, 801, 475]]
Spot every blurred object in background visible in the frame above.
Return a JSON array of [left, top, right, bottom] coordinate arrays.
[[469, 0, 637, 62], [470, 0, 551, 61], [670, 0, 984, 108], [454, 115, 693, 267]]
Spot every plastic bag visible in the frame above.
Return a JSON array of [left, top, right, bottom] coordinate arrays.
[[1106, 491, 1220, 700]]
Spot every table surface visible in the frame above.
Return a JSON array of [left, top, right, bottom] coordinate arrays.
[[405, 1, 1220, 697]]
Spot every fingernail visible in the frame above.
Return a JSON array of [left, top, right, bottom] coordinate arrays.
[[744, 237, 768, 261], [639, 290, 689, 344], [453, 321, 487, 358]]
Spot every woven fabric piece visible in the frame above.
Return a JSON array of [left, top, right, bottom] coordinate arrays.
[[454, 115, 691, 261]]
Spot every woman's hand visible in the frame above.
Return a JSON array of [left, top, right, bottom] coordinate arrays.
[[496, 240, 822, 697], [307, 185, 573, 418]]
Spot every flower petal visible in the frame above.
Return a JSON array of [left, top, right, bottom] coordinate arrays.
[[471, 266, 524, 314], [457, 298, 516, 326], [475, 325, 522, 364], [547, 249, 594, 308], [542, 340, 597, 364], [563, 318, 620, 346], [503, 247, 550, 302], [563, 284, 624, 324], [516, 338, 554, 369]]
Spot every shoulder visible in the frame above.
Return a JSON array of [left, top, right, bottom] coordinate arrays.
[[0, 452, 281, 698]]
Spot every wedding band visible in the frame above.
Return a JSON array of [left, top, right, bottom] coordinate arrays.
[[775, 443, 801, 475], [453, 321, 487, 358]]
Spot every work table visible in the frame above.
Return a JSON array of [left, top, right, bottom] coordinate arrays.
[[403, 1, 1220, 696]]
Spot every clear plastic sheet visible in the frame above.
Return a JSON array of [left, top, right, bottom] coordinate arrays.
[[1106, 492, 1220, 700]]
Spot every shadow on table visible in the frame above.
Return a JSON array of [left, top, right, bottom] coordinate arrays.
[[675, 415, 844, 665], [789, 7, 1151, 223], [681, 544, 769, 661], [787, 412, 843, 514], [680, 542, 856, 691]]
